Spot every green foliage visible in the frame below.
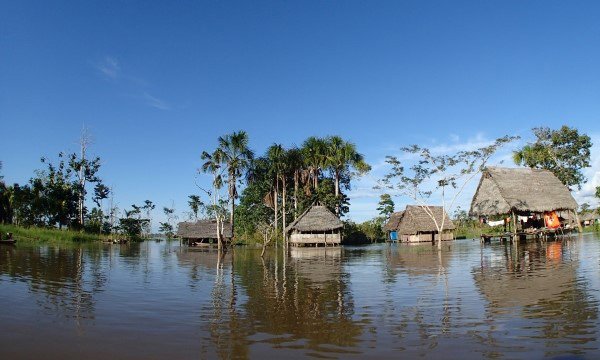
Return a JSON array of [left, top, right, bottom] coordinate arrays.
[[379, 135, 517, 242], [377, 194, 394, 220], [595, 186, 600, 200], [0, 223, 104, 243], [187, 195, 203, 220], [513, 126, 592, 190], [159, 222, 174, 238]]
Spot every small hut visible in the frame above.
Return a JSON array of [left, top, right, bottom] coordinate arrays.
[[469, 167, 579, 236], [285, 205, 343, 247], [383, 211, 404, 241], [384, 205, 455, 243], [177, 220, 233, 245]]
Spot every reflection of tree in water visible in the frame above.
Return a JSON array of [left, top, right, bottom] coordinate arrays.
[[381, 244, 456, 344], [201, 248, 363, 358], [473, 240, 598, 357], [0, 244, 108, 332]]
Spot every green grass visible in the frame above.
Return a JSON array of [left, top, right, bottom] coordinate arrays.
[[0, 224, 106, 243]]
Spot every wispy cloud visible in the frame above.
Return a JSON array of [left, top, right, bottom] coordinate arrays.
[[573, 133, 600, 207], [346, 133, 522, 222], [96, 56, 120, 79], [142, 92, 170, 110], [93, 55, 171, 111]]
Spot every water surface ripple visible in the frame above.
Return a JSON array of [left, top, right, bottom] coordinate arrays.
[[2, 235, 600, 359]]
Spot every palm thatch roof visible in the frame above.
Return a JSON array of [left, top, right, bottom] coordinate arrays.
[[469, 167, 578, 216], [399, 205, 455, 234], [384, 205, 455, 234], [177, 220, 233, 239], [383, 211, 404, 232], [286, 205, 343, 233]]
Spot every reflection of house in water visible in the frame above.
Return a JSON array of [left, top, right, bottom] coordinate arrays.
[[472, 241, 598, 351], [385, 243, 452, 277], [289, 247, 342, 283], [201, 247, 362, 358]]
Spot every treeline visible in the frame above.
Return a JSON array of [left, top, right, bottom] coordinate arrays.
[[0, 132, 177, 241], [195, 132, 372, 247]]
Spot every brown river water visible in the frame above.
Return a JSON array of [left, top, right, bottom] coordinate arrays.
[[2, 235, 600, 359]]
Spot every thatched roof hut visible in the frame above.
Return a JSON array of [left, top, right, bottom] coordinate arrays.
[[384, 205, 455, 242], [177, 220, 233, 240], [286, 205, 343, 247], [383, 211, 404, 232], [469, 167, 578, 216], [286, 205, 343, 233]]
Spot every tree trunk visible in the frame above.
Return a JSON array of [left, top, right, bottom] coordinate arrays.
[[230, 174, 236, 241], [274, 184, 278, 232], [293, 171, 298, 219], [334, 169, 340, 217], [573, 210, 583, 233], [282, 176, 287, 247]]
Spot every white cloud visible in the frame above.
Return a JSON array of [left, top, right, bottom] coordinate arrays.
[[573, 133, 600, 208], [346, 133, 522, 222], [142, 92, 170, 111], [96, 56, 120, 79]]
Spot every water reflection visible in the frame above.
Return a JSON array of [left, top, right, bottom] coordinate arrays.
[[2, 239, 600, 358], [473, 240, 599, 357], [194, 247, 362, 358]]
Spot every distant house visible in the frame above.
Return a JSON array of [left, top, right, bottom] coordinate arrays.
[[580, 212, 600, 227], [383, 211, 404, 241], [469, 167, 579, 232], [177, 220, 233, 244], [285, 205, 343, 247], [383, 205, 455, 243]]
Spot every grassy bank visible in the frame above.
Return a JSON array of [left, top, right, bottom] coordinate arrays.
[[0, 224, 105, 243]]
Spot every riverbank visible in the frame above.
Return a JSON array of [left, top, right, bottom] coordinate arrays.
[[0, 224, 106, 243]]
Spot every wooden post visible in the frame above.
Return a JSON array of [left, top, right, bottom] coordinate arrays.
[[573, 209, 583, 233], [511, 210, 518, 243]]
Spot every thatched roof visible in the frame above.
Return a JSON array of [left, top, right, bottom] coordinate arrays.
[[177, 220, 233, 239], [469, 167, 578, 216], [383, 211, 404, 232], [581, 212, 600, 222], [397, 205, 455, 234], [286, 205, 343, 233]]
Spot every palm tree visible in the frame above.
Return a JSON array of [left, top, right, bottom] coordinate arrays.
[[301, 136, 327, 191], [217, 131, 254, 239], [188, 195, 203, 220], [325, 136, 371, 216], [201, 149, 225, 249], [285, 147, 304, 219], [267, 144, 285, 234]]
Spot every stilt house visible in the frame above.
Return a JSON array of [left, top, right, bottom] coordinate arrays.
[[285, 205, 343, 247], [384, 205, 455, 242], [469, 167, 579, 234], [177, 220, 233, 244]]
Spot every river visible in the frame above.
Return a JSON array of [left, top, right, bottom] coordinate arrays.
[[2, 235, 600, 359]]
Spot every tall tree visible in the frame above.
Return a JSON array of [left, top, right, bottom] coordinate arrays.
[[380, 135, 517, 248], [301, 136, 327, 191], [216, 131, 254, 240], [513, 126, 592, 190], [188, 195, 203, 220], [69, 128, 102, 227], [325, 136, 371, 216], [201, 149, 226, 250], [267, 144, 286, 236], [377, 194, 395, 220]]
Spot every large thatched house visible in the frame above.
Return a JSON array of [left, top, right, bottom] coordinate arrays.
[[383, 205, 455, 243], [177, 220, 233, 244], [285, 205, 343, 247], [469, 167, 579, 231]]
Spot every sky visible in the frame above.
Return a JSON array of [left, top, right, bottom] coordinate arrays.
[[1, 1, 600, 228]]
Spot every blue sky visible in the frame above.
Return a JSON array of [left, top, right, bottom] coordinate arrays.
[[1, 1, 599, 227]]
